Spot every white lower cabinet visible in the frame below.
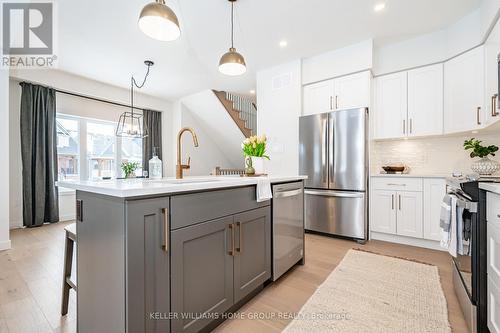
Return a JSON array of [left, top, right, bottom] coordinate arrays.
[[489, 277, 500, 333], [396, 191, 423, 238], [371, 190, 397, 234], [423, 178, 446, 241], [370, 177, 446, 247], [371, 188, 422, 238]]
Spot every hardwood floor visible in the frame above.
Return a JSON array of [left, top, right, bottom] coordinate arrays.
[[0, 222, 467, 333]]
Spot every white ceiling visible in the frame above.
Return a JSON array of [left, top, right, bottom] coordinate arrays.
[[57, 0, 481, 100]]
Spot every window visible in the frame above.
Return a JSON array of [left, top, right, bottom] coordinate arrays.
[[87, 121, 116, 179], [121, 136, 143, 177], [57, 116, 80, 180], [56, 114, 143, 180]]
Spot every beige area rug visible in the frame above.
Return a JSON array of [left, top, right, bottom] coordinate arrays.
[[283, 249, 451, 333]]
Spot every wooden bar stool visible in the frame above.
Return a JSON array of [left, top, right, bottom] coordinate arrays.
[[61, 223, 77, 316]]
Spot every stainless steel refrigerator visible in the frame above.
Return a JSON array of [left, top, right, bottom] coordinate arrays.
[[299, 108, 368, 241]]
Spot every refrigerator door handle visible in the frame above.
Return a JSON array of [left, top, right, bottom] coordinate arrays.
[[322, 117, 328, 184], [305, 190, 364, 198]]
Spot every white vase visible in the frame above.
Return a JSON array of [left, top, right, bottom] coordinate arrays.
[[244, 157, 266, 175], [471, 157, 500, 175]]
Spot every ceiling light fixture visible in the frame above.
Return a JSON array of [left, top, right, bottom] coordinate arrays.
[[138, 0, 181, 41], [279, 40, 288, 48], [116, 60, 154, 138], [250, 89, 256, 94], [219, 0, 247, 76], [374, 2, 386, 12]]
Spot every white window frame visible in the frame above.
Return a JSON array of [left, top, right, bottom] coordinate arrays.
[[56, 113, 142, 180]]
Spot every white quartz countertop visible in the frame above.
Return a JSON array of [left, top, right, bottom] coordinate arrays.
[[57, 175, 307, 198], [370, 173, 450, 178], [479, 183, 500, 195]]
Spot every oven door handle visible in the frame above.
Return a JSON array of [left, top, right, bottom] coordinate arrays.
[[449, 192, 478, 213]]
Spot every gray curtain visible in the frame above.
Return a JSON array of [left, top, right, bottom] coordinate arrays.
[[20, 82, 59, 227], [142, 109, 162, 174]]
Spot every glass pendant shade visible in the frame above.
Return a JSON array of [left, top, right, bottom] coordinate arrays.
[[219, 47, 247, 76], [116, 111, 148, 138], [138, 1, 181, 41]]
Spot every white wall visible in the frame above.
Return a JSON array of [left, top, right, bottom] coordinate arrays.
[[257, 60, 302, 175], [8, 69, 173, 229], [302, 39, 373, 84], [373, 9, 482, 75], [178, 105, 239, 176], [0, 69, 11, 250]]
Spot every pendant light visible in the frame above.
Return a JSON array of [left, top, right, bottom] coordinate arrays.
[[219, 0, 246, 76], [138, 0, 181, 41], [116, 60, 154, 138]]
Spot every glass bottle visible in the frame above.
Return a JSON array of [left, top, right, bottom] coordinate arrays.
[[149, 147, 163, 179]]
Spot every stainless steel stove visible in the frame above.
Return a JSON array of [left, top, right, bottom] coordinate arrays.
[[446, 175, 499, 333]]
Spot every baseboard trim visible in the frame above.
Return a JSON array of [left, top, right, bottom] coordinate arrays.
[[0, 240, 12, 251], [370, 231, 444, 251], [9, 220, 23, 229], [59, 214, 76, 222]]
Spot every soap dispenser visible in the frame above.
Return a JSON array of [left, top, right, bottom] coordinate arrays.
[[149, 147, 163, 179]]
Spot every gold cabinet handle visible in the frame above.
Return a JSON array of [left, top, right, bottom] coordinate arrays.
[[391, 194, 394, 210], [228, 223, 235, 256], [477, 106, 482, 125], [403, 119, 406, 135], [409, 118, 413, 134], [330, 96, 333, 110], [162, 208, 169, 252], [493, 94, 499, 117], [335, 95, 339, 109], [236, 221, 242, 253], [399, 195, 402, 211]]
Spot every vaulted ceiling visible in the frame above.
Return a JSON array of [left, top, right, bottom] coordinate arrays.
[[57, 0, 481, 100]]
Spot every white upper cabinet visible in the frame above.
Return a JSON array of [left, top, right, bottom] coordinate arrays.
[[334, 71, 371, 110], [485, 19, 500, 126], [373, 72, 408, 139], [303, 79, 334, 116], [302, 70, 371, 116], [407, 64, 444, 137], [444, 46, 485, 133]]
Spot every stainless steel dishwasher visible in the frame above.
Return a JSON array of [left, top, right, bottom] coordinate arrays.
[[272, 182, 304, 281]]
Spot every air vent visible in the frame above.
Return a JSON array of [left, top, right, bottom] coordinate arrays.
[[272, 73, 292, 90]]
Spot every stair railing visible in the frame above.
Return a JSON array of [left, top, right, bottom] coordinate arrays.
[[225, 92, 257, 136]]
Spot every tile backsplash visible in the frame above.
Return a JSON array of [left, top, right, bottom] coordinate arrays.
[[371, 133, 500, 175]]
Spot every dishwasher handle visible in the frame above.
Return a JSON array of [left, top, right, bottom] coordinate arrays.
[[274, 188, 303, 198]]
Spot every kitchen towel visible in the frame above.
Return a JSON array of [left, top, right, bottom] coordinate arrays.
[[256, 177, 272, 202], [439, 195, 452, 232], [441, 195, 458, 257]]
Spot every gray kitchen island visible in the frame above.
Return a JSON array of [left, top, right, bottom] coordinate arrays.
[[57, 176, 306, 333]]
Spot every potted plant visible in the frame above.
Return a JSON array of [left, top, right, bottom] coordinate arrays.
[[121, 161, 140, 179], [241, 135, 270, 175], [463, 138, 499, 175]]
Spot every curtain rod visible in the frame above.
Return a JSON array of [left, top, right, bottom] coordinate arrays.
[[18, 80, 164, 114]]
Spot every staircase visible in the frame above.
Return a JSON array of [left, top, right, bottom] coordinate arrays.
[[213, 90, 257, 138]]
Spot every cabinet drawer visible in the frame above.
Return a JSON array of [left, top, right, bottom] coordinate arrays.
[[371, 177, 423, 192], [489, 222, 500, 288], [488, 192, 500, 228], [171, 186, 269, 230], [488, 277, 500, 333]]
